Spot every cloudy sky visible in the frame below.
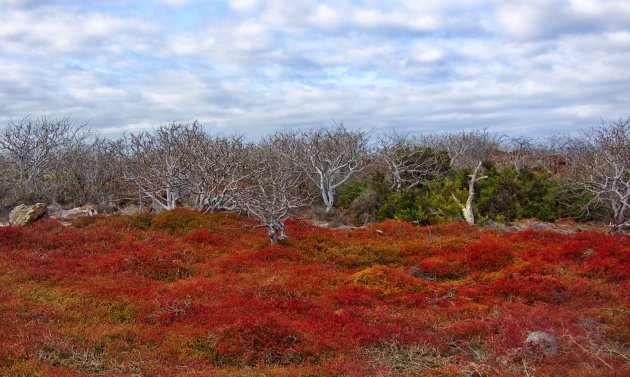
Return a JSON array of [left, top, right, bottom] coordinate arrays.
[[1, 0, 629, 137]]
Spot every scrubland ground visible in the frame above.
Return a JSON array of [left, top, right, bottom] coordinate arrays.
[[0, 210, 628, 376]]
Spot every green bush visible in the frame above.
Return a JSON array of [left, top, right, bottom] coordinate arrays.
[[379, 179, 466, 225], [335, 161, 571, 226], [336, 183, 368, 209], [350, 189, 381, 224], [336, 170, 391, 224], [477, 167, 562, 222]]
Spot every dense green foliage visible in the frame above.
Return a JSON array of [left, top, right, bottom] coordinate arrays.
[[476, 166, 561, 222], [378, 179, 466, 225], [337, 156, 572, 225]]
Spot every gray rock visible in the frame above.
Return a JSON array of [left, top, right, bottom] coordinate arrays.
[[9, 203, 47, 226], [58, 204, 98, 220], [524, 331, 558, 355], [482, 220, 511, 232]]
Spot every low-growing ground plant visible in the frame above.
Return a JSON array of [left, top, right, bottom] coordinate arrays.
[[0, 210, 627, 376]]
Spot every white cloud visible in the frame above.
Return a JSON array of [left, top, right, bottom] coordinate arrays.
[[0, 7, 153, 56], [409, 41, 446, 63], [570, 0, 630, 18], [353, 9, 439, 33], [495, 0, 630, 40], [229, 0, 264, 13], [552, 104, 608, 118], [1, 0, 629, 137], [308, 4, 344, 31]]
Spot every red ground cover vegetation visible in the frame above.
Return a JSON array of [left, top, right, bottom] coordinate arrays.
[[0, 210, 628, 376]]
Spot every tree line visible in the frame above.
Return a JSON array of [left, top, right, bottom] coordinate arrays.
[[1, 115, 628, 241]]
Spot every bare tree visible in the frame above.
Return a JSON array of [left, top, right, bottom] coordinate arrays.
[[237, 138, 312, 243], [563, 118, 629, 229], [122, 122, 197, 211], [451, 161, 487, 225], [0, 153, 10, 205], [0, 115, 88, 205], [378, 131, 450, 191], [295, 123, 371, 212], [186, 133, 251, 212], [535, 135, 568, 175], [505, 136, 535, 171], [423, 129, 501, 170], [51, 137, 127, 208]]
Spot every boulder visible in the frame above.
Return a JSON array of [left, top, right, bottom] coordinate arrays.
[[524, 331, 558, 355], [9, 203, 47, 226], [59, 204, 98, 220]]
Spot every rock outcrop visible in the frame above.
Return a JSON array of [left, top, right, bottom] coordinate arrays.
[[9, 203, 47, 226], [58, 204, 98, 220]]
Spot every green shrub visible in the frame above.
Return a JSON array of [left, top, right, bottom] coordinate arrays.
[[379, 179, 465, 225], [477, 167, 562, 222], [336, 183, 368, 209]]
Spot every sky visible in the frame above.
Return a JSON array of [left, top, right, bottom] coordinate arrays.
[[1, 0, 629, 137]]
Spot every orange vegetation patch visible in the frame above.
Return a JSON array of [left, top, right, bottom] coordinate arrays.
[[351, 265, 435, 296]]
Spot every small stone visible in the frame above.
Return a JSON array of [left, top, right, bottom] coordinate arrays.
[[524, 331, 558, 355], [581, 249, 596, 258]]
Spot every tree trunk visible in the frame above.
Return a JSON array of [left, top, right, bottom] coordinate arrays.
[[323, 187, 334, 212], [462, 201, 475, 225], [268, 226, 278, 244], [452, 161, 486, 225], [267, 222, 287, 244], [391, 164, 402, 192], [166, 188, 178, 210], [612, 200, 626, 226]]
